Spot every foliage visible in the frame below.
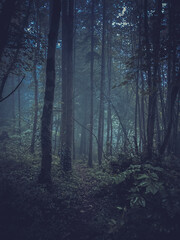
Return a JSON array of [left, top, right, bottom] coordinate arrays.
[[0, 152, 180, 240], [96, 157, 180, 239]]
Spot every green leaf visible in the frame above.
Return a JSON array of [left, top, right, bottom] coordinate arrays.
[[130, 196, 138, 207], [138, 181, 149, 187], [146, 183, 159, 195], [139, 197, 146, 207], [149, 172, 159, 181], [110, 219, 117, 225], [137, 174, 149, 180], [116, 206, 123, 211], [130, 196, 146, 208]]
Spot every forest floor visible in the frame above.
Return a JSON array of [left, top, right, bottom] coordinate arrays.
[[0, 154, 180, 240]]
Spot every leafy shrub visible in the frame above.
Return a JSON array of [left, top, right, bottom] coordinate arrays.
[[104, 161, 180, 239]]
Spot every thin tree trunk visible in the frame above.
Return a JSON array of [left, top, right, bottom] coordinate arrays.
[[30, 63, 38, 153], [11, 76, 16, 133], [156, 100, 161, 150], [18, 80, 21, 145], [98, 0, 106, 165], [106, 16, 112, 157], [80, 97, 88, 157], [141, 70, 146, 148], [158, 71, 166, 134], [72, 0, 77, 162], [174, 93, 180, 155], [53, 116, 60, 155], [116, 123, 121, 151], [143, 0, 151, 155], [30, 4, 39, 154], [88, 0, 95, 168]]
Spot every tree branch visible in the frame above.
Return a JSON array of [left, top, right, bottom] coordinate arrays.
[[0, 75, 25, 103]]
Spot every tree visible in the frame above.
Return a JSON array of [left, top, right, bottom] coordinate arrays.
[[106, 9, 113, 157], [0, 0, 19, 62], [39, 0, 61, 184], [88, 0, 95, 168], [145, 0, 162, 158], [0, 0, 33, 100], [98, 0, 106, 165], [159, 0, 180, 155], [60, 0, 74, 172], [30, 2, 40, 154]]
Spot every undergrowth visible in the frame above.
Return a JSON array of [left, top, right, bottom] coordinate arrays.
[[0, 148, 180, 240]]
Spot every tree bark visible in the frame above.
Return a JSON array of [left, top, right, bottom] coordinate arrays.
[[88, 0, 95, 168], [159, 74, 180, 155], [60, 0, 74, 172], [18, 78, 21, 145], [39, 0, 61, 184], [106, 15, 113, 157], [146, 0, 162, 158], [30, 5, 39, 154], [98, 0, 106, 165]]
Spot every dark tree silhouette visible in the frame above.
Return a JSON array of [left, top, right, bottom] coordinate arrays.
[[60, 0, 74, 172], [39, 0, 61, 184]]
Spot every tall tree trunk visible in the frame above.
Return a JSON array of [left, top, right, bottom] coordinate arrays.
[[60, 0, 74, 172], [159, 75, 180, 155], [143, 0, 151, 155], [39, 0, 61, 184], [158, 71, 166, 136], [156, 100, 161, 149], [98, 0, 106, 165], [30, 7, 39, 153], [53, 115, 60, 155], [141, 70, 146, 148], [146, 0, 162, 158], [160, 0, 180, 155], [72, 0, 77, 162], [166, 0, 176, 154], [88, 0, 95, 168], [173, 93, 180, 156], [18, 79, 21, 145], [166, 0, 173, 132], [80, 95, 88, 158], [116, 123, 121, 151], [30, 56, 38, 153], [11, 76, 16, 133], [134, 72, 139, 155], [106, 15, 113, 157]]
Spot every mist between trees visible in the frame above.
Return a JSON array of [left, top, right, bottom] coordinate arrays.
[[0, 0, 180, 239]]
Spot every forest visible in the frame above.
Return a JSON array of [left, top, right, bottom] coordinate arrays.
[[0, 0, 180, 239]]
